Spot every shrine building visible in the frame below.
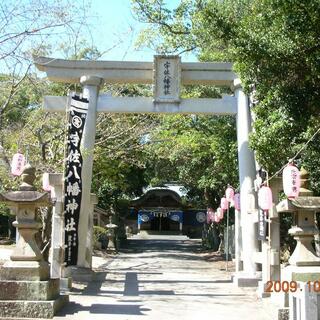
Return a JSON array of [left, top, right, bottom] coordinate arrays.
[[127, 188, 206, 237]]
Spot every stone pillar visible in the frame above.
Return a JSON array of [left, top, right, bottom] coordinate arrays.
[[48, 173, 64, 279], [269, 178, 281, 282], [258, 177, 281, 298], [86, 193, 98, 268], [233, 79, 259, 286], [235, 209, 242, 273], [290, 281, 320, 320], [77, 75, 103, 268]]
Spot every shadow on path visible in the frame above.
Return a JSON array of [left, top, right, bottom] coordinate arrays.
[[120, 239, 203, 254], [56, 302, 151, 316], [55, 238, 239, 319]]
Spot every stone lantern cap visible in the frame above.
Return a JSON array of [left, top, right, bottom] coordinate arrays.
[[276, 196, 320, 213], [105, 214, 118, 230], [0, 191, 49, 205], [0, 164, 50, 206], [105, 223, 118, 229]]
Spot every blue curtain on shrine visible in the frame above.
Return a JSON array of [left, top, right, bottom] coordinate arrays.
[[138, 210, 183, 224], [138, 211, 156, 224], [168, 211, 183, 223]]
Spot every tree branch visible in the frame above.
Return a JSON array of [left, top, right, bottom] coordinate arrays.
[[136, 1, 190, 35]]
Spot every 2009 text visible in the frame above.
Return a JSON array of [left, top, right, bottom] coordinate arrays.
[[265, 281, 320, 293]]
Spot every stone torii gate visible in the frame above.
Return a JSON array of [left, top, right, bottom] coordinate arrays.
[[34, 55, 259, 286]]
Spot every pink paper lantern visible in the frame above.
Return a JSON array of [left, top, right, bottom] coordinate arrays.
[[234, 193, 240, 211], [283, 163, 300, 199], [214, 214, 220, 223], [220, 197, 229, 210], [217, 207, 224, 220], [11, 153, 25, 176], [207, 208, 214, 224], [42, 173, 52, 192], [258, 186, 273, 211], [225, 186, 235, 202]]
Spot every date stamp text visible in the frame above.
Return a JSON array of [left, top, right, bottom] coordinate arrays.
[[265, 281, 320, 293]]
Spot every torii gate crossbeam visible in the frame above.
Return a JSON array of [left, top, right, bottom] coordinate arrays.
[[35, 56, 235, 86]]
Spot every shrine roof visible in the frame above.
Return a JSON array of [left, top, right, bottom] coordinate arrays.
[[131, 188, 183, 208]]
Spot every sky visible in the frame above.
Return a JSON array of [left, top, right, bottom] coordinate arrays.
[[0, 0, 197, 76], [84, 0, 197, 62], [1, 1, 198, 172]]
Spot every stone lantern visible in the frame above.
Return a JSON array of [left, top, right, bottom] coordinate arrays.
[[105, 215, 118, 253], [276, 169, 320, 281], [0, 165, 68, 319]]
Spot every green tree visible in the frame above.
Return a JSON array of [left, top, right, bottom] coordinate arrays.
[[0, 0, 93, 189], [131, 0, 320, 193], [144, 113, 238, 207]]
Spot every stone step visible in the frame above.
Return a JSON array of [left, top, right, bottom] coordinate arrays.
[[132, 231, 190, 240], [0, 279, 59, 301], [0, 295, 68, 319]]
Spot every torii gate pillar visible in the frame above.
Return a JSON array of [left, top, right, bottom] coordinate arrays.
[[77, 76, 103, 268], [234, 79, 260, 286]]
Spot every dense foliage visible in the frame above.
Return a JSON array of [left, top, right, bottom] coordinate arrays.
[[132, 0, 320, 193]]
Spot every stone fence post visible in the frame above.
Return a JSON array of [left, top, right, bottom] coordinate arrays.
[[86, 193, 98, 268], [48, 173, 64, 280]]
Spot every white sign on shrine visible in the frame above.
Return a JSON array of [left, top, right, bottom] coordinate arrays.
[[153, 55, 181, 104]]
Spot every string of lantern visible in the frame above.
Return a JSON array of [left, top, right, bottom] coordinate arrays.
[[207, 161, 301, 272], [261, 126, 320, 186]]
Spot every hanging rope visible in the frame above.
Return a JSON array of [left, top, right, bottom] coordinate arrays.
[[266, 126, 320, 183]]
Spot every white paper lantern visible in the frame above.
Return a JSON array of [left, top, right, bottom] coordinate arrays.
[[11, 153, 25, 176], [283, 163, 300, 199], [258, 186, 273, 211]]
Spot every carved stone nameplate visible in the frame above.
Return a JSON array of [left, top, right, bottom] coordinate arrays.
[[153, 55, 181, 104]]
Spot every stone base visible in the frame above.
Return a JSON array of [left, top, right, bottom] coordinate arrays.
[[67, 266, 95, 282], [106, 248, 117, 254], [282, 265, 320, 282], [60, 277, 72, 291], [233, 272, 261, 287], [0, 261, 49, 281], [276, 265, 320, 309], [0, 279, 59, 300], [0, 295, 68, 319]]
